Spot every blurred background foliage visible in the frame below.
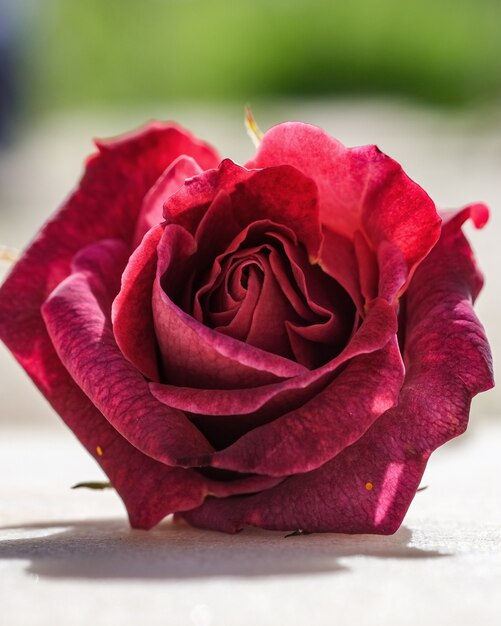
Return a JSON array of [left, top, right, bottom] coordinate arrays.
[[11, 0, 501, 114]]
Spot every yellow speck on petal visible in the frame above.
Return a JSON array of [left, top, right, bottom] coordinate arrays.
[[365, 482, 373, 491], [96, 446, 103, 457]]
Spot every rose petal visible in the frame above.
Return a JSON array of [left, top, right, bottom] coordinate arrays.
[[248, 122, 441, 281], [182, 207, 493, 533], [112, 224, 164, 381], [202, 335, 403, 476], [57, 391, 240, 531], [318, 227, 364, 311], [150, 296, 396, 418], [212, 261, 263, 340], [353, 230, 379, 302], [192, 190, 247, 267], [271, 233, 356, 339], [0, 121, 219, 409], [153, 223, 308, 388], [193, 219, 300, 322], [244, 253, 303, 361], [133, 156, 203, 246], [441, 201, 489, 229], [13, 357, 282, 531], [169, 298, 400, 466], [165, 159, 323, 260], [195, 219, 355, 368], [42, 239, 215, 465], [9, 366, 207, 531], [377, 241, 408, 303]]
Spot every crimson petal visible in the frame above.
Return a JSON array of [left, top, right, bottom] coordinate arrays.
[[248, 122, 441, 293], [133, 155, 203, 246], [112, 224, 164, 381], [318, 228, 363, 311], [170, 298, 400, 466], [165, 159, 323, 260], [0, 121, 219, 415], [42, 239, 215, 464], [9, 361, 282, 531], [203, 335, 403, 476]]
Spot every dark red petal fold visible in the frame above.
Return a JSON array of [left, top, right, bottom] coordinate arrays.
[[318, 227, 363, 311], [150, 295, 395, 419], [2, 355, 281, 532], [42, 239, 215, 465], [175, 298, 402, 469], [112, 224, 164, 381], [61, 391, 283, 532], [181, 207, 493, 533], [202, 334, 403, 476]]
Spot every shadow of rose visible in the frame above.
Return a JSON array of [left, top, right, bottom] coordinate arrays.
[[0, 518, 448, 580]]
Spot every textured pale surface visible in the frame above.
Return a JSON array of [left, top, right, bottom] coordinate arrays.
[[0, 418, 500, 626]]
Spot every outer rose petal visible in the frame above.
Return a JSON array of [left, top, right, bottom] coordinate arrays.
[[42, 239, 215, 464], [54, 385, 282, 531], [0, 121, 219, 419], [1, 346, 283, 531], [248, 122, 441, 282], [173, 298, 402, 470], [182, 207, 493, 533]]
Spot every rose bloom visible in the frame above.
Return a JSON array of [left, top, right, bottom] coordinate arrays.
[[0, 121, 493, 533]]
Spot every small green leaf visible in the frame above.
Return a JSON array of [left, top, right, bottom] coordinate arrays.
[[71, 481, 113, 490]]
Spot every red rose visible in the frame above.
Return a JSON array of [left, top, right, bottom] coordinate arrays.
[[0, 121, 493, 533]]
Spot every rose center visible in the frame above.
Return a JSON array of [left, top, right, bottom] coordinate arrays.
[[186, 226, 356, 369]]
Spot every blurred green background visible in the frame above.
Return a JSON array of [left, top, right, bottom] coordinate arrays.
[[15, 0, 501, 113]]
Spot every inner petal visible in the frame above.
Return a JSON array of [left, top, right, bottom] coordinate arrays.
[[185, 222, 356, 369], [153, 223, 308, 389], [211, 263, 263, 342]]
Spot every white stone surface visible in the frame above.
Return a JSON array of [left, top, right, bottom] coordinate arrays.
[[0, 419, 500, 626]]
